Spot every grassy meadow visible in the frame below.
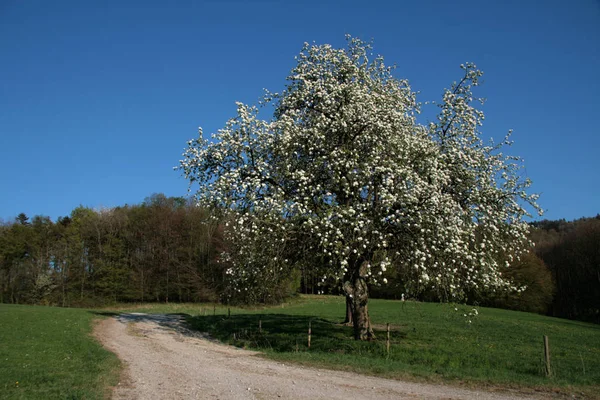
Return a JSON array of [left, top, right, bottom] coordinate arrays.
[[1, 296, 598, 399], [0, 304, 120, 400], [118, 296, 600, 398]]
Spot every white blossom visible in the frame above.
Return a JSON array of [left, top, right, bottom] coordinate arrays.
[[178, 36, 542, 303]]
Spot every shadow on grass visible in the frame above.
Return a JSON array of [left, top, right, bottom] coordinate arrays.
[[89, 310, 408, 356], [187, 313, 407, 355]]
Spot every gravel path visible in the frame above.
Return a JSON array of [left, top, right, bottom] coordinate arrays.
[[94, 313, 547, 400]]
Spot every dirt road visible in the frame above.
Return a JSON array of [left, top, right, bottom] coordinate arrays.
[[94, 313, 546, 400]]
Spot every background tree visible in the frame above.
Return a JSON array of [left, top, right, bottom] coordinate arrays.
[[472, 252, 554, 314], [179, 36, 542, 340], [533, 216, 600, 323], [0, 195, 226, 307], [16, 213, 30, 226]]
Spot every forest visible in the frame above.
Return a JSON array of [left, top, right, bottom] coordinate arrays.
[[1, 193, 598, 324], [0, 194, 225, 307]]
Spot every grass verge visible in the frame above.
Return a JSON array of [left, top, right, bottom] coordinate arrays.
[[0, 304, 120, 400]]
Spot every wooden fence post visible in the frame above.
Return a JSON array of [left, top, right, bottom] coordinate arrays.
[[259, 319, 262, 334], [308, 320, 312, 349], [386, 323, 391, 357], [544, 335, 551, 377]]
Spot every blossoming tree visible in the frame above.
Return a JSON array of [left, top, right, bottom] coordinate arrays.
[[179, 37, 542, 340]]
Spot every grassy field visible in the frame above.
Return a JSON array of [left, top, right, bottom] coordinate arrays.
[[117, 296, 600, 398], [0, 304, 120, 400], [1, 297, 598, 399]]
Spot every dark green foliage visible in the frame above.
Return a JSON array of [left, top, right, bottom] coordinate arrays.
[[0, 194, 225, 307], [532, 217, 600, 323], [16, 213, 30, 226], [225, 268, 301, 305], [475, 252, 555, 314]]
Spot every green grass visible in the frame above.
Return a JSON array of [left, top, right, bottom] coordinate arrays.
[[115, 296, 600, 398], [0, 304, 120, 400]]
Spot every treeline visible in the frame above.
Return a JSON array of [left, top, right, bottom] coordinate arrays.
[[0, 194, 224, 307], [461, 216, 599, 323], [1, 197, 598, 323], [530, 216, 600, 323], [370, 216, 600, 324]]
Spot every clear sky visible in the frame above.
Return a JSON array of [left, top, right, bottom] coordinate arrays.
[[1, 0, 599, 223]]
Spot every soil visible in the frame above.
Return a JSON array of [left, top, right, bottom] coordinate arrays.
[[94, 313, 551, 400]]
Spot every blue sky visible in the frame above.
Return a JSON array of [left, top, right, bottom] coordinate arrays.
[[1, 0, 599, 223]]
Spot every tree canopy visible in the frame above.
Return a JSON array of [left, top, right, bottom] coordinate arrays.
[[179, 36, 542, 339]]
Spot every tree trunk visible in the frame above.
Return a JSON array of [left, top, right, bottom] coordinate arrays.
[[343, 295, 354, 325], [343, 260, 375, 340]]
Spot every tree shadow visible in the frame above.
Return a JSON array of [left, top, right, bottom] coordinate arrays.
[[186, 313, 407, 353], [89, 310, 407, 353]]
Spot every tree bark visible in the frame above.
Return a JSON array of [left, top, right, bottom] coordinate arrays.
[[343, 260, 375, 340], [343, 295, 354, 325]]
